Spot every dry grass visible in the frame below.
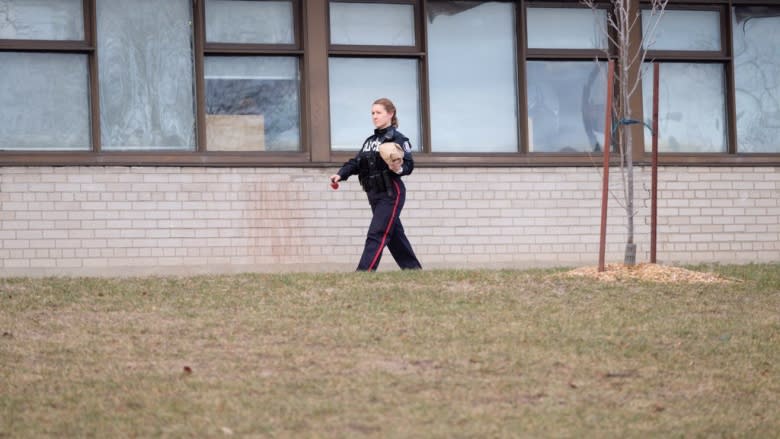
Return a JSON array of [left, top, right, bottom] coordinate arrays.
[[1, 264, 778, 438]]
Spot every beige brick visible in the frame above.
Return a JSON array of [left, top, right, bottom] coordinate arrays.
[[1, 165, 778, 275]]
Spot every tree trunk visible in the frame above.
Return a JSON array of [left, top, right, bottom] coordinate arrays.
[[620, 17, 636, 266]]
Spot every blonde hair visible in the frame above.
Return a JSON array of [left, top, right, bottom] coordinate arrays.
[[373, 97, 399, 128]]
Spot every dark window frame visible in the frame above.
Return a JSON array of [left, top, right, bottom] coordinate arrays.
[[198, 0, 307, 161], [639, 3, 736, 156], [523, 1, 613, 157], [636, 1, 778, 163], [0, 0, 99, 156], [327, 0, 425, 164], [0, 0, 777, 167]]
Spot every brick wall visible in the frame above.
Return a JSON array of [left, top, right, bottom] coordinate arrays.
[[1, 166, 778, 276]]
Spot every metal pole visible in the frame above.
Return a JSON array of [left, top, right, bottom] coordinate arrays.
[[650, 63, 660, 263], [598, 60, 615, 272]]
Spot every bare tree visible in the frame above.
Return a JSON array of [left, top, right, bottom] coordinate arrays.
[[581, 0, 668, 265]]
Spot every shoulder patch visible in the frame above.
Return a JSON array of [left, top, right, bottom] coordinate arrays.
[[402, 141, 412, 152]]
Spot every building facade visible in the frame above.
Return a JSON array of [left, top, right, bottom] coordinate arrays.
[[1, 0, 778, 276]]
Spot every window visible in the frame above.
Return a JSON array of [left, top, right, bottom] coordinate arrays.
[[526, 7, 607, 50], [328, 1, 421, 152], [205, 57, 300, 152], [732, 5, 780, 153], [205, 0, 294, 44], [0, 52, 90, 151], [527, 61, 607, 153], [329, 2, 414, 46], [641, 9, 720, 51], [1, 1, 778, 166], [642, 63, 727, 153], [525, 4, 607, 153], [204, 0, 301, 152], [641, 7, 728, 153], [0, 0, 84, 40], [427, 1, 518, 152], [329, 58, 420, 151], [97, 0, 196, 151], [0, 0, 90, 151]]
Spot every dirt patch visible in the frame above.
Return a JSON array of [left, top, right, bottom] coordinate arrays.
[[560, 263, 736, 283]]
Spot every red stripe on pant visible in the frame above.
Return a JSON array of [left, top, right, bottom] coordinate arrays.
[[367, 180, 401, 271]]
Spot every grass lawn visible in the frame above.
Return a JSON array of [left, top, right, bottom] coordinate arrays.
[[1, 264, 778, 437]]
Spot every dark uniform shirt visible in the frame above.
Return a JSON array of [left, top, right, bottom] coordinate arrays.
[[336, 126, 415, 191]]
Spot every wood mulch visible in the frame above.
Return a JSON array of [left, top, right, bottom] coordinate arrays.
[[561, 263, 736, 283]]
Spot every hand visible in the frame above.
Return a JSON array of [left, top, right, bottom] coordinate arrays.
[[389, 159, 402, 174], [329, 174, 341, 190]]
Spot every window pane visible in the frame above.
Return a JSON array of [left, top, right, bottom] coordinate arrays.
[[526, 7, 607, 50], [205, 57, 300, 151], [428, 1, 517, 152], [733, 6, 780, 153], [0, 0, 84, 40], [526, 61, 606, 153], [330, 2, 414, 46], [205, 0, 293, 44], [96, 0, 195, 151], [0, 52, 90, 150], [642, 9, 720, 51], [642, 63, 727, 153], [329, 58, 420, 151]]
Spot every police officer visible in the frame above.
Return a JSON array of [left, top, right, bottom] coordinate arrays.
[[329, 98, 422, 271]]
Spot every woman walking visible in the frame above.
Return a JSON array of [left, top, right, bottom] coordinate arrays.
[[329, 98, 422, 271]]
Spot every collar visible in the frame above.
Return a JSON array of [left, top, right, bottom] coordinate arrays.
[[374, 126, 396, 140]]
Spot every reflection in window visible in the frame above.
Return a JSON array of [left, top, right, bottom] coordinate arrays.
[[96, 0, 195, 151], [205, 0, 293, 44], [427, 1, 517, 152], [329, 58, 420, 151], [641, 9, 720, 51], [329, 2, 414, 46], [205, 57, 300, 151], [0, 0, 84, 40], [526, 61, 606, 153], [642, 63, 727, 153], [526, 7, 607, 50], [733, 6, 780, 153], [0, 52, 90, 151]]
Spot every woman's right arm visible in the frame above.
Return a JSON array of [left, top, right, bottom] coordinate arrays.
[[330, 151, 360, 183]]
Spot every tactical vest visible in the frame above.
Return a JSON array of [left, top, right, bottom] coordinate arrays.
[[357, 150, 391, 194]]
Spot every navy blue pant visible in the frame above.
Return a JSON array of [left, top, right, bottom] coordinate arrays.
[[357, 178, 422, 271]]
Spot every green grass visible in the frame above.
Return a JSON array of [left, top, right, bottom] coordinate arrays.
[[1, 264, 778, 438]]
